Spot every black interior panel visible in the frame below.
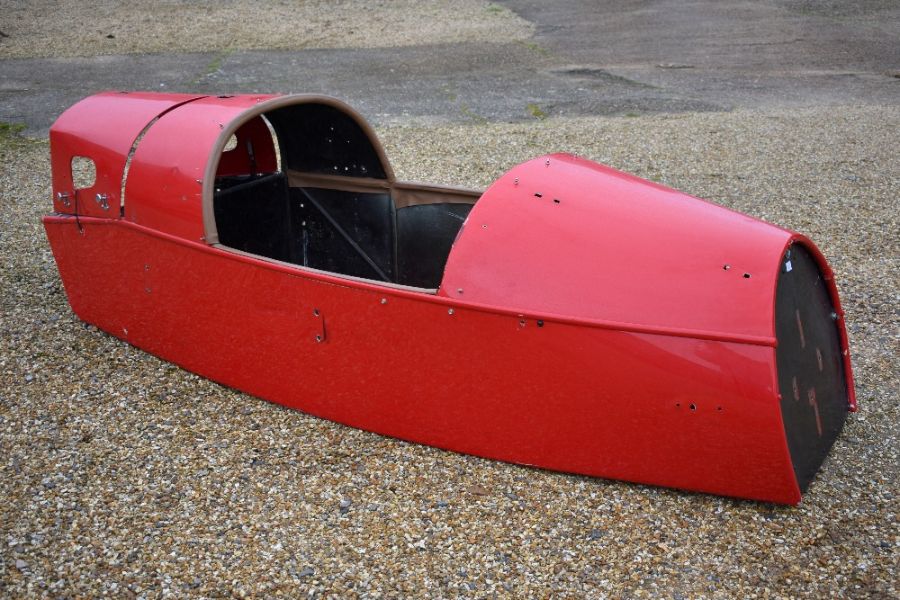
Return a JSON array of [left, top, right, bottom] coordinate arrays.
[[213, 102, 475, 288], [292, 187, 395, 282], [775, 244, 849, 492], [397, 203, 471, 288], [214, 173, 291, 262], [213, 175, 470, 287], [264, 104, 386, 179]]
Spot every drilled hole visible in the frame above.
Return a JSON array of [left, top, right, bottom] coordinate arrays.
[[723, 264, 731, 271], [537, 320, 544, 328], [534, 192, 543, 198], [743, 273, 751, 279], [553, 198, 561, 204], [689, 403, 697, 411]]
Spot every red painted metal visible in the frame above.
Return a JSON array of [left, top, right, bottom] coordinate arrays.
[[215, 116, 278, 178], [43, 92, 856, 504], [442, 154, 789, 340], [43, 215, 799, 503], [50, 91, 204, 217], [441, 154, 856, 409], [123, 94, 279, 241]]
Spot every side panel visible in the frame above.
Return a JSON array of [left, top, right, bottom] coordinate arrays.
[[43, 217, 800, 504]]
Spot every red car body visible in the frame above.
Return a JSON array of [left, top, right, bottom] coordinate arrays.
[[43, 92, 856, 504]]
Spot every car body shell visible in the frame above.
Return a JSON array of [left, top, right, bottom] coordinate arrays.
[[43, 92, 856, 504]]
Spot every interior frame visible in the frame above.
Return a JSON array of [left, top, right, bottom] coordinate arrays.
[[203, 95, 481, 291]]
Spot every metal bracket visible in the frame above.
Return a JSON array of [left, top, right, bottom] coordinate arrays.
[[313, 308, 326, 343], [56, 191, 72, 207], [95, 193, 109, 211]]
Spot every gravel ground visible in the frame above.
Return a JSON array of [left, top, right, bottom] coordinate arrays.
[[1, 107, 898, 597], [0, 0, 533, 59]]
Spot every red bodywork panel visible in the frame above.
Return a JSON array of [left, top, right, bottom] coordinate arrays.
[[215, 116, 278, 178], [43, 92, 856, 504], [443, 154, 789, 341], [50, 92, 204, 217], [124, 95, 279, 240]]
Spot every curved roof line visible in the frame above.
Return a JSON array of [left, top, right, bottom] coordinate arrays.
[[200, 94, 394, 245]]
